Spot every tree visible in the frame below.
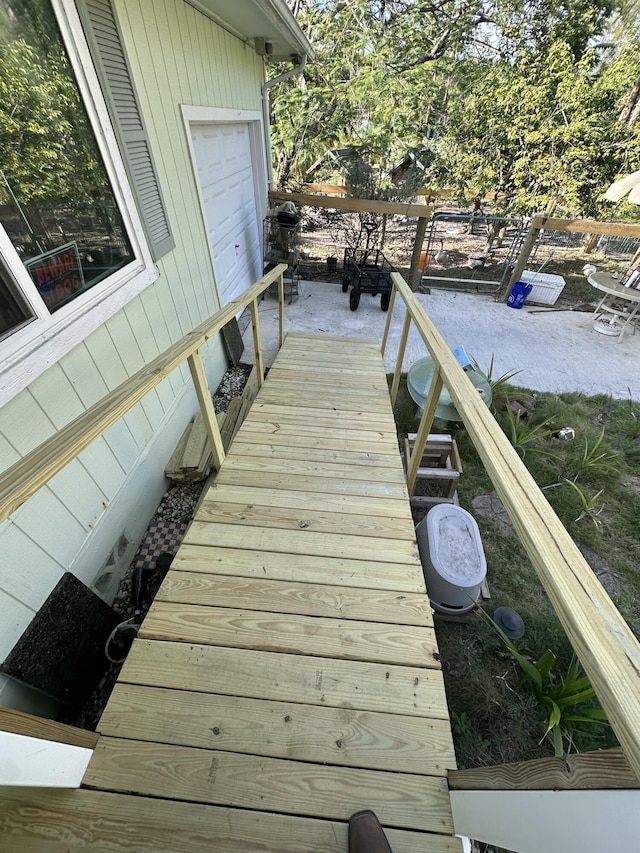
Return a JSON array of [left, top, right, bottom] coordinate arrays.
[[271, 0, 638, 216]]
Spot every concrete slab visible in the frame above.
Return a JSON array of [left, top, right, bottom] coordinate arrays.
[[243, 281, 640, 400]]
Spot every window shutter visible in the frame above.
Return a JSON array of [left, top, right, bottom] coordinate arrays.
[[77, 0, 175, 260]]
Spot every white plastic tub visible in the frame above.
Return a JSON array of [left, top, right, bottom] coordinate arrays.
[[415, 505, 487, 613]]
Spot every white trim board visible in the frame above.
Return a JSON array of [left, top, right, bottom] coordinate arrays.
[[451, 789, 640, 853], [0, 731, 92, 788]]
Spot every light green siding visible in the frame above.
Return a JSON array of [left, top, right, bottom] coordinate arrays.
[[0, 0, 266, 683]]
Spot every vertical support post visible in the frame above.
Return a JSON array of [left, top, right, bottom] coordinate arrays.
[[390, 309, 411, 407], [278, 271, 285, 349], [250, 298, 264, 389], [407, 368, 443, 495], [500, 218, 540, 302], [187, 349, 225, 469], [380, 283, 397, 358], [408, 215, 430, 290]]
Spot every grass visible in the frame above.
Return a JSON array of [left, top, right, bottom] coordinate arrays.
[[391, 376, 640, 768]]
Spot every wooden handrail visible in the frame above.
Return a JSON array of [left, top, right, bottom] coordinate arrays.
[[449, 748, 639, 791], [0, 264, 287, 524], [0, 708, 99, 750], [389, 271, 640, 783]]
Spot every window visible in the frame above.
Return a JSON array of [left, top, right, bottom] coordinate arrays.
[[0, 0, 172, 404], [0, 0, 136, 339]]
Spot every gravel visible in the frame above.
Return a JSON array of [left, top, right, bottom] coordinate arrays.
[[68, 364, 252, 731]]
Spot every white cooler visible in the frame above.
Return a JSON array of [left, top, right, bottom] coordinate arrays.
[[416, 504, 487, 614]]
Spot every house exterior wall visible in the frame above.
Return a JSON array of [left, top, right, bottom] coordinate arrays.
[[0, 0, 267, 711]]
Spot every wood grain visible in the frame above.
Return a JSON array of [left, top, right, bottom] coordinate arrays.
[[139, 602, 439, 666], [392, 271, 640, 781], [214, 468, 409, 499], [83, 737, 453, 834], [235, 420, 399, 451], [226, 442, 401, 470], [99, 684, 455, 774], [448, 748, 639, 791], [0, 264, 287, 524], [196, 498, 415, 539], [119, 640, 449, 719], [0, 788, 463, 853], [170, 544, 426, 591], [183, 521, 420, 564], [0, 708, 98, 750], [218, 455, 407, 485], [155, 572, 433, 625], [202, 483, 412, 518]]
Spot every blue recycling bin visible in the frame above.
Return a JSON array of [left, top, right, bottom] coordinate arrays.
[[507, 281, 533, 309]]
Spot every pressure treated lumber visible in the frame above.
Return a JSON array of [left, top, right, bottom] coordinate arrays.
[[119, 640, 449, 719], [269, 189, 432, 218], [391, 270, 640, 782], [197, 498, 413, 537], [156, 571, 433, 625], [183, 521, 419, 564], [139, 603, 439, 666], [0, 708, 98, 750], [84, 737, 453, 834], [0, 788, 463, 853], [203, 483, 412, 518], [448, 748, 639, 791], [99, 684, 453, 775], [170, 544, 426, 591]]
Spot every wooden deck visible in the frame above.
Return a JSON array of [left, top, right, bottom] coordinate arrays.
[[1, 333, 461, 852]]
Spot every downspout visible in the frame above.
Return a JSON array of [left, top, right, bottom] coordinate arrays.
[[262, 53, 307, 190]]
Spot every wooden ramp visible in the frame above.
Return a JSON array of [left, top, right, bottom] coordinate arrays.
[[1, 334, 461, 852]]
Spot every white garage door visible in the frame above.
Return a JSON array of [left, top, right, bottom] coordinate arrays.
[[190, 122, 262, 306]]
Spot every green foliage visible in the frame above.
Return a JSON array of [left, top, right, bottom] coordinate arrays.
[[276, 0, 640, 216], [479, 608, 610, 756], [471, 353, 522, 399], [568, 428, 619, 481], [563, 478, 605, 527], [503, 407, 557, 458]]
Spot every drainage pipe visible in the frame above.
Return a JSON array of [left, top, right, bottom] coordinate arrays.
[[262, 53, 307, 190]]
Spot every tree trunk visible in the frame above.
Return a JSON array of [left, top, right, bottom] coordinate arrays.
[[620, 72, 640, 127]]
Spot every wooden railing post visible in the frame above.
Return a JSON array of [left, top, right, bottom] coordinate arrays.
[[380, 282, 396, 359], [390, 310, 411, 407], [278, 271, 285, 348], [187, 349, 225, 470], [406, 368, 443, 495], [250, 298, 264, 389]]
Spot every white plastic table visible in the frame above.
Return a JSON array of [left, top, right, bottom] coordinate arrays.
[[588, 271, 640, 342]]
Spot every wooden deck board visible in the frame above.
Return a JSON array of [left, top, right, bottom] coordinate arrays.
[[196, 499, 415, 539], [39, 333, 459, 851], [171, 544, 426, 590], [156, 572, 434, 625], [118, 640, 450, 718], [138, 602, 439, 666], [99, 684, 455, 774], [83, 738, 453, 834], [0, 788, 463, 853]]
